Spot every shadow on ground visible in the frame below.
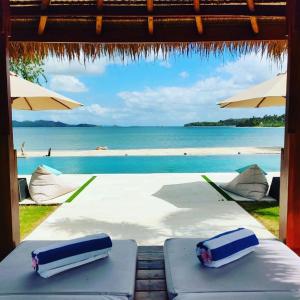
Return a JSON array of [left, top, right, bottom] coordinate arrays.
[[152, 181, 223, 208]]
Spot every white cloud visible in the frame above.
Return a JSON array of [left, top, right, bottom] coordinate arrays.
[[217, 52, 287, 87], [45, 57, 116, 76], [50, 75, 87, 93], [179, 71, 189, 79], [159, 61, 172, 68], [114, 53, 287, 125], [81, 104, 112, 116]]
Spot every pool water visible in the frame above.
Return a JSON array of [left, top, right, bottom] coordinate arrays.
[[18, 154, 280, 174]]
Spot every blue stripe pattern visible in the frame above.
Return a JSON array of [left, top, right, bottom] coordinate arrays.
[[196, 228, 259, 268], [32, 234, 112, 265], [210, 235, 259, 261]]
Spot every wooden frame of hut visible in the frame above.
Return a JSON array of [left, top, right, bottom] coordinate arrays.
[[0, 0, 299, 259]]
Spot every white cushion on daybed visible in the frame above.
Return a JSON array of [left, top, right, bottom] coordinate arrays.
[[0, 296, 128, 300], [0, 240, 137, 300], [164, 238, 300, 300], [29, 166, 77, 202], [173, 292, 300, 300], [220, 164, 269, 200]]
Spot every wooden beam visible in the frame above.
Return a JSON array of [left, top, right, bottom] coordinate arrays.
[[96, 0, 104, 10], [147, 1, 154, 35], [194, 0, 200, 13], [10, 4, 286, 18], [0, 0, 20, 260], [96, 0, 103, 34], [280, 0, 300, 255], [96, 16, 103, 34], [194, 1, 203, 34], [38, 16, 47, 35], [147, 0, 154, 13], [247, 0, 255, 12], [195, 16, 203, 34], [11, 21, 287, 43], [247, 0, 259, 35], [38, 0, 50, 35], [148, 16, 154, 35], [250, 16, 259, 34]]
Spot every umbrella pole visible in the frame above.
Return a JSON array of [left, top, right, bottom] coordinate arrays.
[[0, 0, 20, 260]]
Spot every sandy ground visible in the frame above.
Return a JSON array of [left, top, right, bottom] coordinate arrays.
[[18, 147, 281, 157], [25, 173, 276, 245]]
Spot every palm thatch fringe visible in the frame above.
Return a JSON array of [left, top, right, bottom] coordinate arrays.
[[9, 40, 287, 62]]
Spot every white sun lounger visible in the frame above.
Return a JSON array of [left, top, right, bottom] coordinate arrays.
[[0, 240, 137, 300], [164, 238, 300, 300], [173, 292, 300, 300]]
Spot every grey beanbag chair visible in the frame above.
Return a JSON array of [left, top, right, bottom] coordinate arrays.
[[0, 240, 137, 300], [29, 166, 78, 203], [221, 164, 269, 200]]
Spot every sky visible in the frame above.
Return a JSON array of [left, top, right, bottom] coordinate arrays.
[[12, 51, 287, 126]]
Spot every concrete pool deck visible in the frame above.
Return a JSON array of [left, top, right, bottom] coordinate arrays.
[[17, 146, 280, 157], [25, 173, 277, 244]]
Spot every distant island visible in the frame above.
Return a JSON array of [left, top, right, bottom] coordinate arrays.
[[13, 120, 98, 127], [184, 114, 285, 128]]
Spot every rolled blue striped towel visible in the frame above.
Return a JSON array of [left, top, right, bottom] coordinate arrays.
[[32, 233, 112, 278], [196, 228, 259, 268]]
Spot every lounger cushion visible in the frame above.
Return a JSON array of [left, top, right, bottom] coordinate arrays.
[[220, 164, 269, 200], [173, 292, 300, 300], [29, 166, 78, 202], [0, 296, 128, 300], [0, 240, 137, 300], [164, 238, 300, 300]]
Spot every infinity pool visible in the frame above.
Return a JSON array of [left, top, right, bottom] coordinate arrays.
[[17, 154, 280, 174]]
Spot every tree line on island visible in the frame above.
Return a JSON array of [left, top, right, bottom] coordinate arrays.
[[184, 114, 285, 127], [13, 120, 97, 127]]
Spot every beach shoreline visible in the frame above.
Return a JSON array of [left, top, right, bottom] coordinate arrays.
[[17, 146, 281, 158]]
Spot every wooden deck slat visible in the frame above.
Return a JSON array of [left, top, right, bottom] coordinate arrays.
[[137, 260, 165, 270], [135, 291, 168, 300], [136, 246, 167, 299], [136, 279, 166, 291], [138, 246, 163, 253], [138, 252, 164, 260], [137, 269, 165, 280]]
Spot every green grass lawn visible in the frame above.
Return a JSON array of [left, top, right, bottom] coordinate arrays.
[[238, 201, 279, 237], [19, 205, 58, 240]]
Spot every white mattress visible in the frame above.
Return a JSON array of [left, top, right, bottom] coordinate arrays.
[[0, 240, 137, 300], [164, 238, 300, 299], [0, 296, 128, 300], [174, 292, 300, 300]]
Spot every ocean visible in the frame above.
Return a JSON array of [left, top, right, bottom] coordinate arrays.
[[14, 127, 284, 174], [13, 126, 284, 150]]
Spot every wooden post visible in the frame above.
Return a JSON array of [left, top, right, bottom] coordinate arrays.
[[147, 0, 154, 35], [0, 0, 20, 260], [38, 0, 50, 35], [96, 0, 103, 35], [280, 0, 300, 254]]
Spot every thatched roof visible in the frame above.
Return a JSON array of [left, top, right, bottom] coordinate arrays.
[[9, 0, 287, 60]]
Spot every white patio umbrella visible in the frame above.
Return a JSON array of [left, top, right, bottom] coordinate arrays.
[[10, 72, 83, 110], [218, 73, 286, 108]]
